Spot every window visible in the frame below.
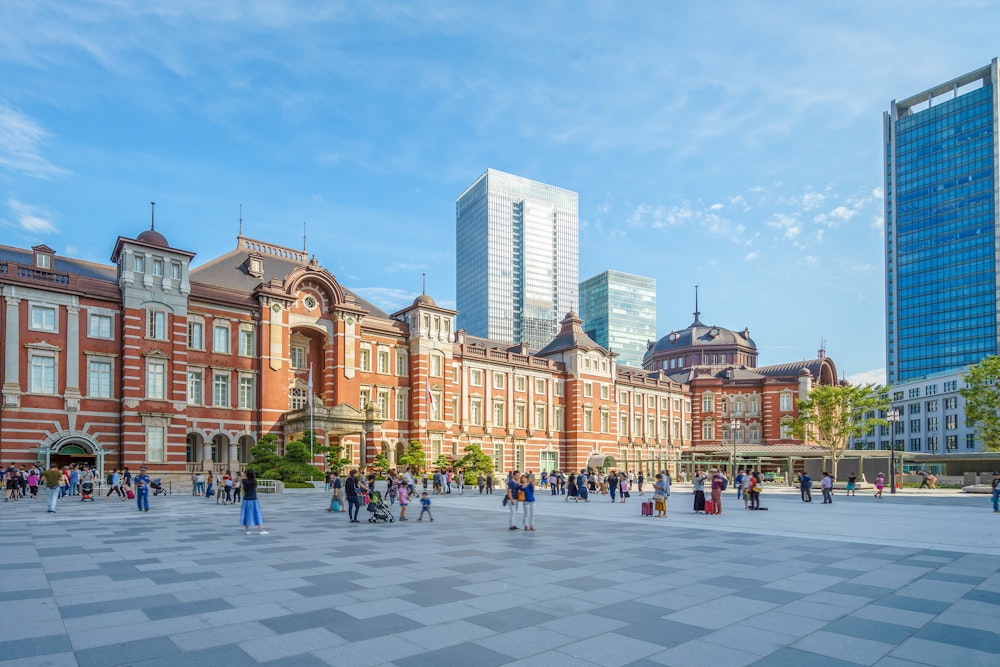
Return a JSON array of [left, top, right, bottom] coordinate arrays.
[[147, 360, 166, 400], [600, 384, 609, 400], [779, 392, 795, 411], [493, 401, 505, 426], [515, 376, 526, 392], [535, 405, 546, 430], [395, 391, 408, 420], [249, 257, 263, 274], [620, 390, 628, 403], [396, 352, 408, 376], [673, 398, 681, 412], [188, 321, 204, 349], [36, 253, 51, 269], [187, 370, 203, 405], [30, 304, 57, 332], [452, 366, 459, 382], [290, 346, 305, 370], [926, 417, 938, 431], [238, 328, 254, 356], [377, 390, 389, 419], [925, 384, 938, 396], [88, 359, 112, 398], [620, 412, 628, 435], [892, 391, 904, 401], [359, 347, 371, 372], [908, 388, 920, 399], [733, 397, 743, 415], [515, 404, 525, 428], [170, 262, 181, 279], [133, 255, 145, 273], [493, 373, 505, 390], [909, 403, 920, 415], [146, 425, 165, 462], [927, 436, 939, 451], [634, 415, 642, 435], [535, 379, 545, 394], [946, 435, 958, 450], [146, 310, 166, 340], [152, 258, 163, 276], [88, 313, 113, 339], [601, 410, 610, 434], [647, 395, 655, 408], [779, 421, 792, 439], [926, 400, 938, 412], [966, 433, 976, 449], [702, 393, 714, 412], [909, 419, 920, 433], [943, 380, 958, 392], [945, 414, 958, 429], [583, 407, 593, 432], [470, 369, 483, 386], [377, 349, 390, 374], [429, 353, 442, 377], [290, 387, 307, 410], [213, 325, 230, 353], [213, 372, 229, 407], [909, 438, 922, 452], [238, 376, 254, 409], [554, 380, 564, 397], [583, 381, 593, 398], [554, 406, 564, 430], [944, 397, 958, 410], [431, 391, 443, 419], [750, 396, 760, 415], [470, 399, 482, 425], [29, 354, 56, 394], [702, 420, 715, 440]]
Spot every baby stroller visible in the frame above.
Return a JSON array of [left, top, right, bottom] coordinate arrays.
[[80, 481, 95, 502], [366, 490, 394, 523], [151, 479, 168, 496]]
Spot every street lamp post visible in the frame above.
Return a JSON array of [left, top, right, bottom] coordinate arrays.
[[730, 417, 739, 474], [887, 408, 900, 494]]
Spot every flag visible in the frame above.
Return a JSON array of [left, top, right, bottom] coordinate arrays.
[[308, 364, 314, 411], [426, 384, 436, 417]]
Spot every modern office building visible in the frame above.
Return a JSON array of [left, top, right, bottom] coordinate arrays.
[[579, 270, 656, 368], [884, 59, 1000, 383], [455, 169, 579, 350]]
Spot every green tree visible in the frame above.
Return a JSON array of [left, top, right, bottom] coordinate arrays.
[[398, 440, 426, 473], [371, 453, 391, 476], [432, 454, 451, 470], [248, 434, 282, 479], [960, 356, 1000, 451], [792, 383, 889, 477], [457, 444, 494, 479], [277, 440, 323, 483]]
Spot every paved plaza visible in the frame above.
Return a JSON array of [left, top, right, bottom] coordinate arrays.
[[1, 483, 998, 666]]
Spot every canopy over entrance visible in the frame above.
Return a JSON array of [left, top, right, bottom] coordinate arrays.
[[587, 455, 616, 470]]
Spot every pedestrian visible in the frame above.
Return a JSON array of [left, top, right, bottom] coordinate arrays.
[[398, 477, 410, 520], [636, 471, 645, 495], [506, 470, 520, 529], [565, 471, 577, 502], [58, 467, 70, 499], [223, 470, 234, 504], [619, 475, 629, 503], [608, 470, 619, 502], [386, 473, 398, 505], [798, 472, 813, 502], [43, 463, 61, 513], [519, 473, 535, 530], [485, 472, 494, 494], [820, 471, 834, 504], [919, 470, 931, 489], [216, 472, 225, 504], [418, 492, 433, 521], [332, 471, 345, 512], [27, 468, 39, 499], [240, 469, 268, 535], [692, 469, 707, 512], [710, 468, 724, 514], [324, 470, 332, 491], [746, 471, 761, 510], [68, 465, 80, 496], [456, 470, 464, 495], [846, 472, 857, 497], [205, 472, 215, 499], [577, 470, 590, 502], [735, 468, 745, 500], [194, 472, 205, 495], [991, 472, 999, 513], [345, 469, 368, 523], [653, 473, 668, 517], [874, 472, 885, 498], [232, 472, 242, 503], [134, 467, 151, 512], [104, 469, 123, 502]]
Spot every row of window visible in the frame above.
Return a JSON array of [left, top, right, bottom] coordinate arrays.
[[131, 254, 183, 279], [701, 391, 793, 412]]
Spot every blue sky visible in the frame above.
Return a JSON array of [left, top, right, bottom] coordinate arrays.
[[1, 1, 997, 384]]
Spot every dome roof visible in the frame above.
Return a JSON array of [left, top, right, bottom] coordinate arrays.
[[137, 228, 169, 247], [644, 314, 756, 361], [413, 293, 436, 307]]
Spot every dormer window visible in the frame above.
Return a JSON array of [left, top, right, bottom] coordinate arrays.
[[248, 256, 263, 277], [36, 254, 51, 269]]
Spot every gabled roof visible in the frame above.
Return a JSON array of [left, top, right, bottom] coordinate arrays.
[[0, 244, 117, 282], [536, 311, 607, 357], [755, 359, 825, 378]]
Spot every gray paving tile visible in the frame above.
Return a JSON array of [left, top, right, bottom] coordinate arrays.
[[911, 621, 1000, 653], [131, 644, 254, 666], [76, 636, 178, 667], [395, 641, 510, 667], [749, 647, 865, 667], [872, 594, 950, 615], [466, 607, 556, 633], [0, 635, 71, 660], [963, 588, 1000, 606], [616, 618, 710, 648], [144, 597, 233, 620], [822, 616, 915, 645], [590, 601, 671, 624]]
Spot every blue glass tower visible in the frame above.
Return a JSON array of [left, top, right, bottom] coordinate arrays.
[[885, 60, 1000, 383], [579, 270, 656, 368]]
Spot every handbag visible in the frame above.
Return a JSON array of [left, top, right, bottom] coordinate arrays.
[[517, 491, 525, 501], [753, 484, 763, 493], [652, 492, 664, 501], [502, 496, 508, 506]]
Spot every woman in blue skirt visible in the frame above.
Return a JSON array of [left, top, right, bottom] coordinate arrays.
[[240, 469, 268, 535]]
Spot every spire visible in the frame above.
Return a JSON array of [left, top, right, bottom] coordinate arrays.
[[303, 222, 307, 253], [238, 204, 243, 236], [422, 272, 426, 295], [150, 201, 156, 230], [691, 285, 703, 326]]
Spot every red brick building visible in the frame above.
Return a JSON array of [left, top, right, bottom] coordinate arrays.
[[0, 226, 836, 479]]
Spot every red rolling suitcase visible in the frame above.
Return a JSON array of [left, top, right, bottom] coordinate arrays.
[[641, 501, 653, 516], [126, 488, 135, 500], [704, 499, 715, 514]]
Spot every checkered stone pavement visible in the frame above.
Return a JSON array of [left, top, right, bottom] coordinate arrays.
[[1, 485, 998, 666]]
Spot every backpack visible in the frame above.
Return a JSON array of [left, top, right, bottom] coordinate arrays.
[[720, 476, 729, 491], [106, 472, 114, 485]]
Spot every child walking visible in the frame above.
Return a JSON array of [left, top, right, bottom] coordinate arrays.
[[418, 492, 433, 521], [398, 477, 410, 521]]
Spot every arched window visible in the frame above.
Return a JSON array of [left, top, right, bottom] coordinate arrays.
[[701, 392, 714, 413], [701, 419, 715, 440]]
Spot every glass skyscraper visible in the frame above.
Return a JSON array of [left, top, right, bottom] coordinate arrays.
[[579, 270, 656, 368], [456, 169, 579, 349], [885, 59, 999, 383]]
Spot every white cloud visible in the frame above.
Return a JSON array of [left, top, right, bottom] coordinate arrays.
[[0, 105, 66, 179], [800, 192, 825, 210], [349, 286, 419, 313], [744, 251, 760, 261], [710, 203, 725, 211], [846, 367, 886, 386], [872, 186, 884, 200], [7, 199, 59, 234]]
